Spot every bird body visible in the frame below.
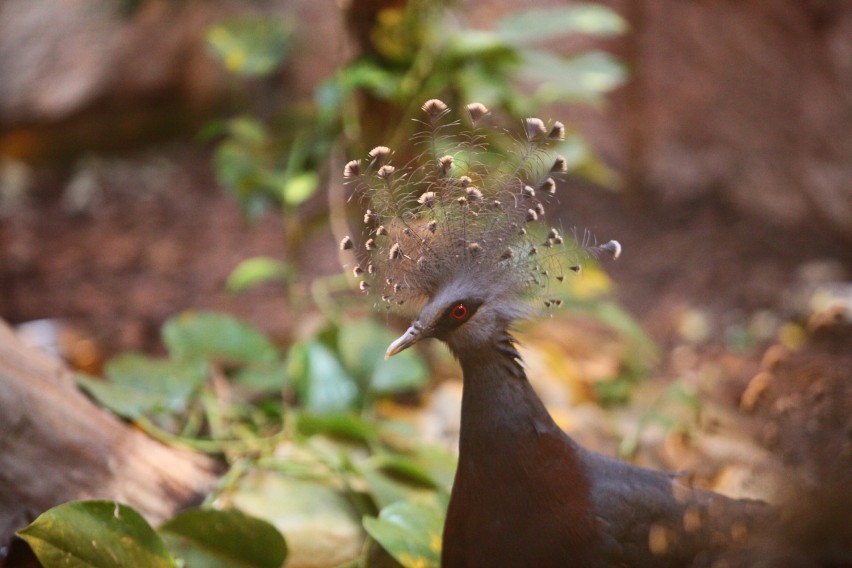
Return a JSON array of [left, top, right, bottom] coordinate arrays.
[[388, 292, 766, 568], [343, 100, 768, 567]]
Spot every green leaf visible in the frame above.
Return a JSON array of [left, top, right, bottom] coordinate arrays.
[[288, 341, 359, 413], [232, 361, 290, 396], [226, 257, 290, 293], [17, 501, 175, 568], [496, 5, 627, 45], [314, 79, 345, 125], [375, 455, 438, 489], [404, 446, 457, 494], [370, 353, 428, 395], [226, 117, 268, 145], [337, 319, 428, 395], [212, 139, 270, 211], [160, 508, 287, 568], [222, 472, 362, 568], [592, 377, 633, 407], [363, 500, 445, 568], [197, 119, 228, 142], [296, 413, 378, 443], [76, 374, 142, 419], [281, 171, 319, 206], [455, 66, 511, 112], [520, 49, 627, 103], [357, 464, 436, 510], [445, 30, 516, 61], [213, 141, 254, 189], [76, 354, 205, 419], [206, 18, 293, 77], [339, 60, 403, 100], [210, 118, 276, 214], [163, 311, 281, 365]]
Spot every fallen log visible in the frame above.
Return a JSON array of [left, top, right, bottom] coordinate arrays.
[[0, 318, 217, 547]]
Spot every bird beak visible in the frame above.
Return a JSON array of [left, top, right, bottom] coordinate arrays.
[[385, 325, 422, 359]]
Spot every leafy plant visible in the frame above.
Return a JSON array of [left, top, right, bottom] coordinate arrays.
[[78, 311, 428, 441], [363, 499, 446, 568], [18, 501, 287, 568], [204, 3, 627, 225], [206, 18, 294, 77], [72, 310, 448, 565]]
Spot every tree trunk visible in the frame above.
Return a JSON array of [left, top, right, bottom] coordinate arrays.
[[0, 319, 217, 546]]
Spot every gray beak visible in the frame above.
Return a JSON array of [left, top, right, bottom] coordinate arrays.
[[385, 325, 423, 359]]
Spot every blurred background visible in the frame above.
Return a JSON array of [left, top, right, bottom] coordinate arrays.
[[0, 0, 852, 353], [1, 0, 849, 356], [1, 1, 850, 566]]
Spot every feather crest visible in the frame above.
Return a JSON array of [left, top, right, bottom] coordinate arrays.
[[342, 100, 619, 312]]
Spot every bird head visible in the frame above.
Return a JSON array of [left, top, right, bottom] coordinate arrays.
[[383, 270, 533, 360], [340, 99, 620, 357]]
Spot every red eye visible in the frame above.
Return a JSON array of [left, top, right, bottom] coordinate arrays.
[[450, 304, 468, 320]]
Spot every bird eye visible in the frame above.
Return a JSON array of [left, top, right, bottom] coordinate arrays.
[[450, 304, 469, 320]]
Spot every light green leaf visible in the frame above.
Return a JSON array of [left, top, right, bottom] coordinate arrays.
[[521, 49, 627, 103], [357, 464, 435, 510], [339, 60, 404, 100], [227, 257, 290, 293], [163, 311, 281, 365], [496, 5, 627, 45], [370, 353, 428, 395], [76, 354, 205, 419], [281, 171, 319, 206], [406, 446, 458, 494], [363, 500, 445, 568], [374, 455, 438, 489], [338, 319, 428, 395], [160, 508, 287, 568], [17, 501, 174, 568], [213, 141, 255, 189], [296, 413, 378, 443], [232, 361, 290, 395], [288, 341, 359, 414], [77, 374, 148, 419], [221, 472, 362, 568], [206, 18, 293, 77], [226, 117, 268, 145], [445, 30, 515, 61]]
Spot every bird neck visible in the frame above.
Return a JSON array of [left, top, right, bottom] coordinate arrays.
[[455, 332, 564, 453], [446, 330, 599, 566]]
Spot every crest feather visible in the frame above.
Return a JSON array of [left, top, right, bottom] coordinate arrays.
[[342, 100, 617, 312]]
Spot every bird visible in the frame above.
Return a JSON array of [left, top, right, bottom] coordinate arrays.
[[341, 99, 769, 567]]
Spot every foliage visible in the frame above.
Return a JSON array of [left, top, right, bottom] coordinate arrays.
[[204, 115, 324, 221], [363, 499, 445, 568], [160, 508, 287, 568], [226, 256, 291, 293], [18, 501, 286, 568], [206, 18, 294, 77], [77, 311, 428, 439], [70, 310, 445, 566], [204, 3, 627, 220]]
